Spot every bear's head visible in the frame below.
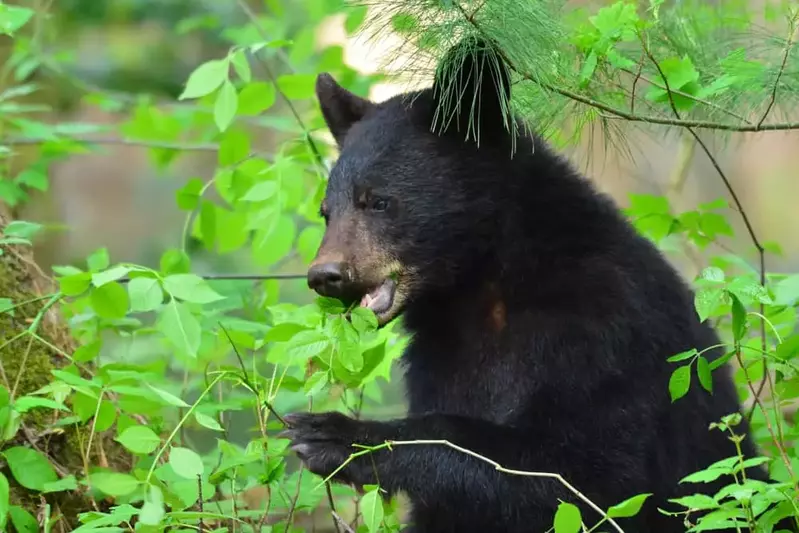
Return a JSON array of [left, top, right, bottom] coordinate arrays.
[[307, 39, 515, 326]]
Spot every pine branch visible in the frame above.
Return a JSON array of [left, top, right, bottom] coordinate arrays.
[[452, 2, 799, 133], [756, 11, 799, 128]]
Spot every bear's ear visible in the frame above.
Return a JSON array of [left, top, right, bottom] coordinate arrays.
[[431, 37, 512, 145], [315, 73, 375, 145]]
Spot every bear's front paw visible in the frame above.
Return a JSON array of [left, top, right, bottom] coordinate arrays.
[[280, 411, 388, 486]]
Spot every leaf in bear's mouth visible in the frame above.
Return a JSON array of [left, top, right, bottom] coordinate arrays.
[[359, 278, 396, 315]]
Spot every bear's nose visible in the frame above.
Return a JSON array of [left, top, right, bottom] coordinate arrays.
[[307, 262, 349, 297]]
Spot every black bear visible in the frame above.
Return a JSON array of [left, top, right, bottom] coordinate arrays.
[[282, 39, 765, 532]]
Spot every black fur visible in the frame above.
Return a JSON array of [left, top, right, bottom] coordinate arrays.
[[283, 44, 767, 533]]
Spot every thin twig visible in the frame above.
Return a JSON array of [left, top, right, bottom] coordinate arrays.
[[326, 483, 343, 533], [219, 323, 287, 426], [236, 0, 329, 174], [325, 439, 627, 533], [5, 137, 219, 152], [331, 511, 356, 533], [117, 273, 306, 283]]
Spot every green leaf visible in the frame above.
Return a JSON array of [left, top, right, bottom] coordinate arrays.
[[14, 396, 68, 413], [146, 384, 190, 407], [669, 494, 719, 510], [696, 356, 713, 393], [194, 412, 223, 432], [608, 493, 652, 518], [179, 59, 229, 100], [163, 274, 225, 304], [73, 339, 102, 362], [241, 181, 278, 202], [91, 472, 140, 497], [58, 272, 92, 296], [0, 472, 8, 530], [390, 12, 418, 34], [361, 488, 384, 533], [8, 505, 37, 533], [4, 220, 42, 240], [276, 74, 317, 100], [169, 447, 205, 479], [176, 177, 204, 210], [285, 330, 332, 362], [303, 371, 329, 396], [218, 129, 250, 167], [214, 80, 238, 132], [128, 277, 163, 312], [158, 300, 201, 357], [90, 282, 129, 319], [774, 274, 799, 305], [91, 265, 131, 287], [669, 365, 691, 402], [160, 248, 191, 275], [231, 50, 251, 82], [345, 5, 369, 34], [350, 307, 378, 334], [2, 446, 58, 491], [297, 225, 323, 264], [41, 476, 78, 493], [116, 425, 161, 454], [667, 349, 697, 363], [694, 287, 725, 322], [0, 5, 34, 35], [87, 247, 110, 271], [253, 214, 296, 266], [264, 322, 309, 343], [700, 267, 725, 283], [729, 292, 747, 342], [553, 502, 581, 533], [237, 82, 276, 116]]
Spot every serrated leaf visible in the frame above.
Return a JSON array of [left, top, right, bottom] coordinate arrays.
[[179, 59, 229, 100], [163, 273, 225, 304], [116, 425, 161, 454], [350, 307, 378, 333], [696, 356, 713, 393], [214, 80, 238, 132], [608, 493, 652, 518], [285, 330, 331, 362], [669, 494, 719, 510], [91, 472, 140, 497], [694, 287, 725, 322], [553, 502, 581, 533], [2, 446, 58, 491], [169, 447, 205, 479], [669, 365, 691, 402], [361, 488, 384, 533]]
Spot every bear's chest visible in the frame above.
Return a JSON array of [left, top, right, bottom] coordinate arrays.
[[401, 339, 532, 424]]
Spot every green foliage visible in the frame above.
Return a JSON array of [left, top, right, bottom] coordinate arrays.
[[0, 0, 798, 531]]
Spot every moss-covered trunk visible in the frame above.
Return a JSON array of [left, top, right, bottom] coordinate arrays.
[[0, 204, 131, 531]]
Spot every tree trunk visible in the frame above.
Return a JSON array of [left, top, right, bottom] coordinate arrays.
[[0, 204, 132, 531]]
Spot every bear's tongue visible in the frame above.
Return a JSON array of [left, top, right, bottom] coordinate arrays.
[[359, 279, 396, 314]]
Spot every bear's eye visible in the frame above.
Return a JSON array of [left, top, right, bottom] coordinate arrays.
[[371, 197, 389, 212]]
